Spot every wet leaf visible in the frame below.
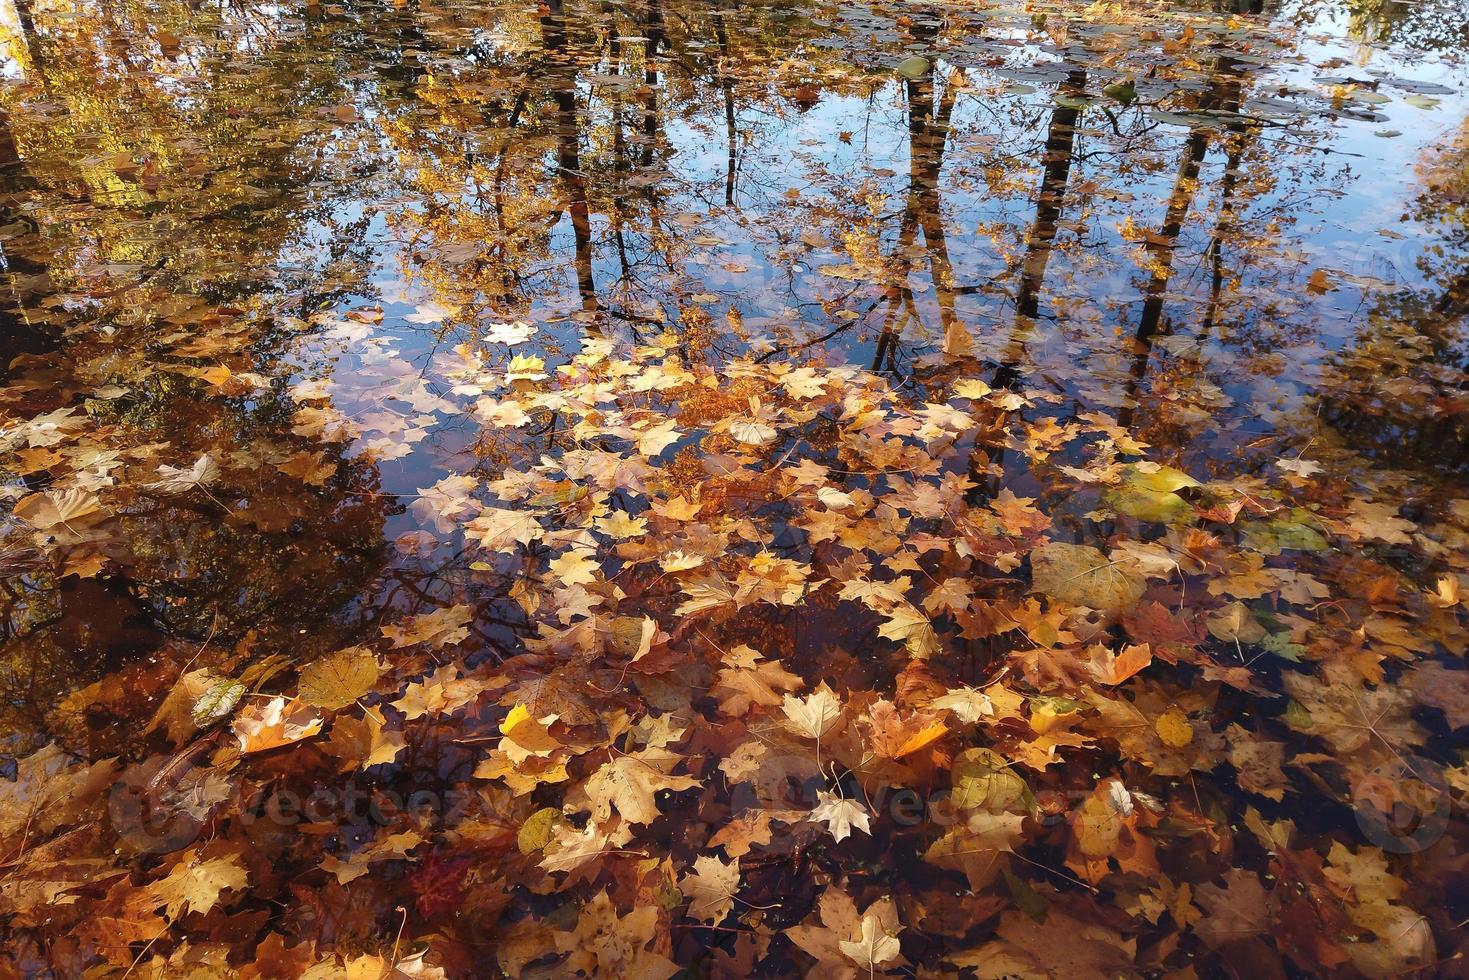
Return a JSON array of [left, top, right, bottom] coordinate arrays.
[[1031, 542, 1147, 612], [297, 646, 379, 709]]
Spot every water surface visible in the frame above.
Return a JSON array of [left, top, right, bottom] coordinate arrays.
[[0, 0, 1466, 974]]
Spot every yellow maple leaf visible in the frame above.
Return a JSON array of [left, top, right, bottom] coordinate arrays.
[[548, 549, 600, 586]]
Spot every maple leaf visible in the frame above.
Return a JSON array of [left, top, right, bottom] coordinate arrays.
[[809, 790, 871, 843], [635, 419, 682, 457], [1083, 643, 1153, 686], [393, 664, 491, 720], [381, 604, 473, 648], [505, 353, 548, 383], [548, 548, 600, 586], [681, 854, 740, 924], [708, 810, 774, 858], [232, 696, 325, 754], [713, 644, 803, 715], [862, 699, 948, 759], [319, 830, 423, 885], [785, 889, 861, 974], [876, 605, 940, 658], [925, 812, 1028, 888], [1276, 457, 1323, 477], [991, 488, 1050, 536], [952, 378, 992, 399], [780, 366, 829, 399], [1225, 725, 1288, 802], [951, 909, 1137, 976], [469, 506, 544, 551], [500, 674, 598, 727], [1345, 497, 1416, 545], [145, 454, 222, 494], [1324, 842, 1408, 904], [650, 494, 701, 521], [922, 576, 974, 616], [595, 509, 648, 539], [1404, 662, 1469, 728], [1425, 573, 1464, 609], [13, 488, 103, 529], [930, 685, 997, 724], [322, 705, 405, 769], [583, 748, 701, 825], [787, 891, 903, 978], [781, 684, 844, 739], [540, 820, 629, 876], [484, 320, 534, 345], [499, 704, 561, 764], [1193, 869, 1273, 948], [276, 449, 337, 485], [144, 848, 248, 920], [555, 891, 678, 979], [675, 573, 739, 616]]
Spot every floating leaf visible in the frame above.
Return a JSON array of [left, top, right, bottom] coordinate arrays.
[[192, 678, 246, 727], [298, 646, 379, 709], [895, 55, 931, 79]]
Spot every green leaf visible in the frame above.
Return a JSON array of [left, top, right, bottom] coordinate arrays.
[[1003, 869, 1047, 923], [1121, 463, 1201, 494], [1030, 695, 1085, 715], [1102, 78, 1136, 105], [1053, 92, 1095, 110], [951, 748, 1034, 813], [517, 807, 559, 854], [1259, 631, 1304, 662], [895, 56, 931, 80], [1241, 510, 1328, 554], [1106, 464, 1200, 523], [192, 679, 245, 727], [1105, 486, 1195, 524]]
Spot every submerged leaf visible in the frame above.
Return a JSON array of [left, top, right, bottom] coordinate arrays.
[[1031, 542, 1146, 612]]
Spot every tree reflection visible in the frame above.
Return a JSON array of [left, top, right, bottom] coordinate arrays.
[[1319, 119, 1469, 468], [0, 0, 399, 746]]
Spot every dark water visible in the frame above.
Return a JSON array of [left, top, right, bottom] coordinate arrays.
[[0, 0, 1466, 974]]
